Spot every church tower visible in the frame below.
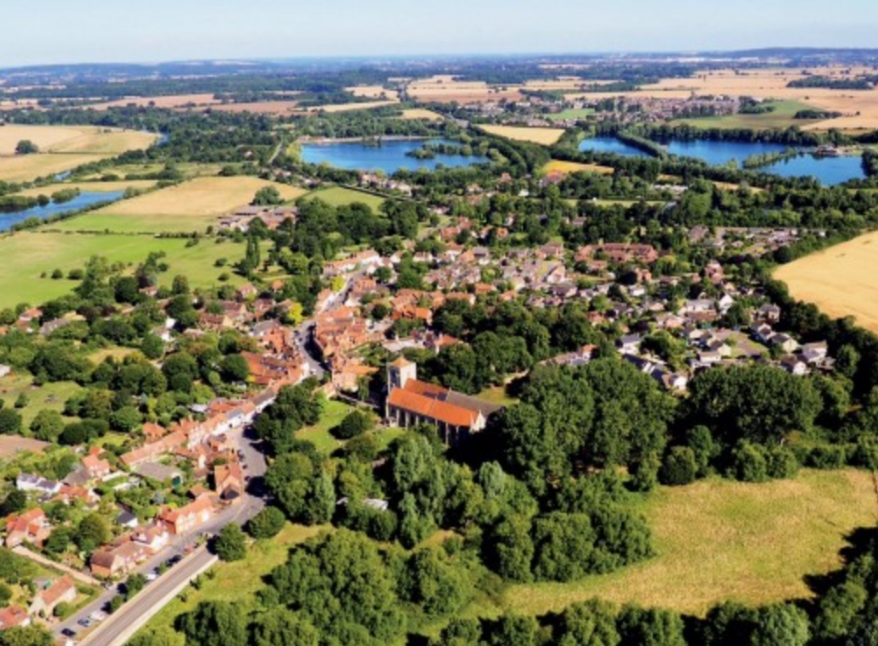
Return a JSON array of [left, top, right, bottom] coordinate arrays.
[[387, 357, 417, 392]]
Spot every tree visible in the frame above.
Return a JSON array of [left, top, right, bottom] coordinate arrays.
[[617, 605, 686, 646], [660, 446, 698, 486], [177, 601, 249, 646], [0, 490, 26, 517], [141, 334, 165, 360], [557, 599, 619, 646], [0, 582, 11, 605], [251, 608, 319, 646], [247, 507, 286, 539], [333, 410, 373, 439], [30, 410, 64, 442], [750, 604, 809, 646], [76, 514, 111, 552], [252, 186, 283, 206], [220, 354, 250, 383], [0, 625, 54, 646], [0, 409, 22, 435], [14, 140, 39, 155], [214, 524, 247, 562]]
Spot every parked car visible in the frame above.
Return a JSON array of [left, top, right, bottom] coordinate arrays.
[[146, 570, 158, 582], [168, 554, 183, 566], [61, 628, 77, 638], [78, 618, 92, 628], [90, 611, 107, 622]]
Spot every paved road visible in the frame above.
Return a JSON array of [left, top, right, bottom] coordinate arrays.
[[54, 429, 268, 645]]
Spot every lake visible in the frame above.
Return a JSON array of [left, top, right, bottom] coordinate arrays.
[[578, 136, 866, 185], [0, 191, 125, 232], [300, 139, 487, 173]]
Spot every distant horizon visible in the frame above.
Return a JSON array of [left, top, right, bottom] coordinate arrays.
[[2, 0, 876, 68]]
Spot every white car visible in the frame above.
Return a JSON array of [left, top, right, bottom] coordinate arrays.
[[145, 571, 158, 582], [90, 611, 108, 622]]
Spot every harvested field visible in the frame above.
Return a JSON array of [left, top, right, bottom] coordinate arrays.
[[346, 85, 398, 99], [0, 125, 95, 154], [295, 100, 399, 114], [774, 230, 878, 334], [398, 108, 444, 121], [0, 125, 157, 155], [53, 176, 307, 234], [544, 159, 614, 175], [0, 435, 51, 458], [81, 93, 220, 110], [480, 125, 565, 145], [507, 469, 878, 617], [407, 75, 523, 104], [15, 180, 156, 198], [208, 100, 301, 115], [0, 154, 113, 183]]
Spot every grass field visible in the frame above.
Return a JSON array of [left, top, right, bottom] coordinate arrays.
[[137, 523, 327, 642], [480, 125, 566, 146], [209, 101, 302, 115], [774, 230, 878, 335], [346, 85, 398, 99], [304, 186, 386, 210], [543, 159, 614, 175], [672, 100, 818, 130], [505, 469, 878, 617], [546, 108, 596, 121], [0, 125, 157, 156], [0, 154, 114, 183], [0, 372, 83, 428], [53, 177, 307, 234], [296, 100, 399, 114], [296, 400, 355, 454], [0, 232, 249, 308], [15, 180, 157, 198], [477, 385, 519, 407]]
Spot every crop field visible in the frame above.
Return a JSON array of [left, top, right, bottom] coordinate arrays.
[[567, 67, 878, 131], [774, 230, 878, 334], [81, 93, 221, 110], [15, 180, 157, 198], [546, 107, 596, 121], [0, 125, 157, 155], [406, 75, 524, 104], [295, 99, 400, 114], [0, 125, 95, 154], [672, 100, 825, 130], [543, 159, 614, 175], [0, 231, 249, 308], [480, 125, 565, 145], [0, 153, 113, 183], [346, 85, 399, 99], [304, 186, 386, 210], [398, 108, 444, 121], [208, 100, 301, 115], [53, 177, 307, 234], [506, 469, 878, 617]]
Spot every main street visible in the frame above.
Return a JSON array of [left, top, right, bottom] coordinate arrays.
[[54, 428, 268, 646]]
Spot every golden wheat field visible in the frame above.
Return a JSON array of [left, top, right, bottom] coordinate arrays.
[[82, 93, 221, 110], [480, 125, 565, 145], [0, 125, 157, 155], [398, 108, 444, 121], [507, 469, 878, 617], [52, 176, 308, 234], [295, 100, 400, 114], [543, 159, 614, 175], [0, 154, 113, 183], [346, 85, 398, 99], [774, 230, 878, 334]]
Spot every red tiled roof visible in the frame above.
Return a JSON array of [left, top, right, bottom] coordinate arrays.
[[387, 388, 478, 428]]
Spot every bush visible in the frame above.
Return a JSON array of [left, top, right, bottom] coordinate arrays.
[[214, 524, 247, 562], [767, 445, 799, 479], [332, 410, 373, 440], [729, 441, 769, 483], [247, 507, 286, 539], [0, 408, 22, 435], [806, 445, 848, 470], [660, 446, 698, 486]]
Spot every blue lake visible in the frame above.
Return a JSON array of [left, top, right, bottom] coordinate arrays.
[[761, 154, 867, 186], [300, 139, 487, 173], [578, 136, 866, 185], [664, 140, 789, 167], [0, 191, 125, 231], [578, 137, 650, 158]]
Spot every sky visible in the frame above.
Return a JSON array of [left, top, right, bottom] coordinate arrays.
[[2, 0, 877, 67]]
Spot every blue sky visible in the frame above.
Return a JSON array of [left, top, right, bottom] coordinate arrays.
[[2, 0, 877, 67]]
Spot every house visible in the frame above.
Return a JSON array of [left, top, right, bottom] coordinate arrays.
[[385, 358, 503, 445], [90, 542, 148, 578], [132, 522, 171, 554], [28, 575, 76, 617], [5, 509, 51, 548], [758, 303, 781, 323], [159, 494, 215, 535], [771, 333, 799, 354], [752, 323, 775, 345], [214, 461, 245, 503], [780, 355, 809, 376], [15, 474, 61, 496], [116, 510, 139, 529], [82, 454, 112, 480], [802, 341, 829, 364], [617, 334, 642, 355], [0, 605, 30, 630]]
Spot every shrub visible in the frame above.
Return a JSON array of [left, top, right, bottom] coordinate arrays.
[[660, 446, 698, 486], [729, 441, 769, 483]]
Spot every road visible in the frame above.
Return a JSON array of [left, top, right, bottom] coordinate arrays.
[[54, 428, 268, 645]]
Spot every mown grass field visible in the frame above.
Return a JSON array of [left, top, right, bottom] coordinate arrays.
[[546, 108, 596, 121], [505, 469, 878, 617], [0, 232, 249, 308], [479, 125, 566, 145], [544, 159, 614, 175], [304, 186, 386, 210], [296, 399, 355, 454], [136, 523, 327, 643], [672, 100, 818, 130], [53, 177, 308, 234], [774, 230, 878, 335], [0, 372, 83, 428]]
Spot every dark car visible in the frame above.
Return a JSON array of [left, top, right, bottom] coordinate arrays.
[[61, 628, 77, 637], [168, 554, 184, 566]]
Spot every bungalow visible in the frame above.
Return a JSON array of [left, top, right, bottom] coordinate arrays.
[[28, 575, 76, 617]]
